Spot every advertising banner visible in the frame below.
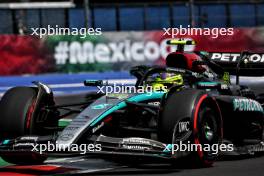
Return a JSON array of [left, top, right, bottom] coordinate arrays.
[[0, 28, 264, 75]]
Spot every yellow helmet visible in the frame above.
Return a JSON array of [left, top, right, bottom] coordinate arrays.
[[151, 73, 184, 91]]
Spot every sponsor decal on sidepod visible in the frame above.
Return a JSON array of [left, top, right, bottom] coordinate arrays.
[[233, 98, 263, 112]]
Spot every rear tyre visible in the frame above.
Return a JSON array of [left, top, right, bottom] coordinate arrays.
[[0, 87, 47, 164]]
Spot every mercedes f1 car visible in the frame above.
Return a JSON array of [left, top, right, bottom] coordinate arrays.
[[0, 40, 264, 167]]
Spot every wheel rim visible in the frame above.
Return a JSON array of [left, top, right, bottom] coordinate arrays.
[[201, 110, 218, 143], [203, 121, 214, 141]]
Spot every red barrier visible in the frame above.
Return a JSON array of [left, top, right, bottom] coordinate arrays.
[[0, 35, 54, 75]]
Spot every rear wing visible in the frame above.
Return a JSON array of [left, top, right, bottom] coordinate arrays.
[[207, 52, 264, 76]]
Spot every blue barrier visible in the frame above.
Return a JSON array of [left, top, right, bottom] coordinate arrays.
[[0, 71, 134, 96]]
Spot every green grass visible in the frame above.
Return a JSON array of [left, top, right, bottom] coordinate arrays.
[[0, 157, 10, 167]]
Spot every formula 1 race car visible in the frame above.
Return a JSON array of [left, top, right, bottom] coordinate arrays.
[[0, 40, 264, 167]]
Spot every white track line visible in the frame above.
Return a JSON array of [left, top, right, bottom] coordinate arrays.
[[0, 79, 136, 91]]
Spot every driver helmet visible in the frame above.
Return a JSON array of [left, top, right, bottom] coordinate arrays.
[[151, 73, 183, 91]]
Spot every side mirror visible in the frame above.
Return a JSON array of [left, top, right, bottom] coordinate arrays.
[[84, 80, 103, 86]]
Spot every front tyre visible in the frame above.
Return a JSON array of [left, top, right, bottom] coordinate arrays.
[[159, 90, 222, 167], [0, 87, 38, 137], [0, 87, 49, 164], [190, 95, 222, 166]]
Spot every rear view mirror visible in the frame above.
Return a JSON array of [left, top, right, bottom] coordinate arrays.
[[84, 80, 103, 86]]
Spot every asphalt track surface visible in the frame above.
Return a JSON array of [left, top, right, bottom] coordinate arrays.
[[1, 152, 264, 176], [73, 156, 264, 176]]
